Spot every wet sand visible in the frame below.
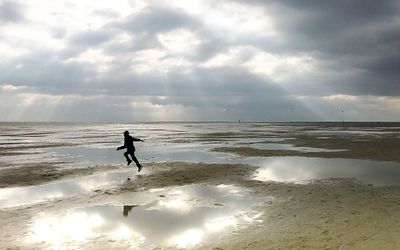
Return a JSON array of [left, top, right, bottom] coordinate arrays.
[[0, 163, 120, 188], [1, 162, 400, 249], [212, 136, 400, 162], [1, 122, 400, 249]]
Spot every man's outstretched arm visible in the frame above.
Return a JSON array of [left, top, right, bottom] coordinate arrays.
[[132, 137, 144, 142]]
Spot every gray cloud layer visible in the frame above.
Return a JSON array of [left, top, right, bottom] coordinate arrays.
[[0, 1, 24, 23], [263, 0, 400, 95], [1, 0, 399, 121]]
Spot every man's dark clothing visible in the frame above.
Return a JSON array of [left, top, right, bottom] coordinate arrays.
[[120, 135, 141, 152], [118, 135, 142, 168]]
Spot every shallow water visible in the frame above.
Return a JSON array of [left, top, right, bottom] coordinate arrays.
[[1, 122, 400, 200], [47, 142, 234, 167], [28, 184, 266, 249], [1, 122, 396, 167], [252, 157, 400, 186], [236, 142, 345, 153], [0, 169, 137, 208], [2, 156, 399, 209], [45, 143, 400, 187]]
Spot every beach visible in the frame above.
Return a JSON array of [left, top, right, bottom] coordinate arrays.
[[1, 122, 400, 249]]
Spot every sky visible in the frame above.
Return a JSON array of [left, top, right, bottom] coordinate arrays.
[[0, 0, 399, 122]]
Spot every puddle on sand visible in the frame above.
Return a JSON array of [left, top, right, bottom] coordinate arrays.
[[39, 146, 400, 187], [0, 169, 138, 208], [48, 146, 123, 167], [41, 140, 342, 169], [45, 142, 234, 167], [28, 184, 267, 249], [252, 157, 400, 186], [237, 142, 345, 153]]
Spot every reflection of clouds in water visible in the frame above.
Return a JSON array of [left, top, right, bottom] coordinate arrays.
[[32, 212, 104, 242], [4, 156, 399, 209], [205, 216, 237, 233], [253, 157, 400, 186], [0, 170, 134, 208], [31, 211, 146, 249], [157, 197, 192, 213], [242, 142, 345, 152], [170, 229, 203, 248], [255, 158, 319, 183], [29, 185, 266, 249], [0, 182, 82, 208]]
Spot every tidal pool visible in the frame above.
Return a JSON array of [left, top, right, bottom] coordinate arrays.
[[46, 142, 234, 167], [36, 144, 400, 187], [0, 169, 137, 208], [252, 157, 400, 186], [236, 142, 345, 153], [42, 140, 343, 168], [28, 184, 267, 249]]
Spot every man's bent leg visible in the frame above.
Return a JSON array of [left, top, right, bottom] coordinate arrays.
[[123, 151, 130, 161], [130, 152, 143, 171], [124, 151, 132, 165]]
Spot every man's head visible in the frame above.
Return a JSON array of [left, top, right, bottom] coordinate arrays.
[[123, 130, 129, 137]]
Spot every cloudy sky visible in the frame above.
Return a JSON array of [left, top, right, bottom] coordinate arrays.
[[0, 0, 399, 122]]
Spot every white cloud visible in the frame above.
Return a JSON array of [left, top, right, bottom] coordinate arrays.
[[202, 46, 316, 82], [243, 52, 316, 81], [0, 84, 25, 92], [129, 49, 192, 74], [158, 29, 204, 53], [168, 0, 278, 37], [0, 42, 30, 58], [63, 48, 114, 74], [322, 94, 359, 101], [131, 100, 193, 121]]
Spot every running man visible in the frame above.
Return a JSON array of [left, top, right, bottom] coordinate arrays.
[[117, 130, 144, 172]]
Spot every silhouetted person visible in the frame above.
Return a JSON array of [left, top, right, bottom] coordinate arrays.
[[117, 130, 144, 172]]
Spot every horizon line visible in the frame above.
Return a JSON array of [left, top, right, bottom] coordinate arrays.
[[1, 120, 400, 124]]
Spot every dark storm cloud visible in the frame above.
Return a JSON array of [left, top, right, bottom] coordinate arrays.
[[363, 54, 400, 78], [273, 0, 399, 57], [236, 0, 400, 96], [0, 50, 92, 94], [0, 1, 24, 23]]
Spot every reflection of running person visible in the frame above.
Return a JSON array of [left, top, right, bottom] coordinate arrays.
[[117, 130, 144, 172], [123, 205, 138, 217]]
